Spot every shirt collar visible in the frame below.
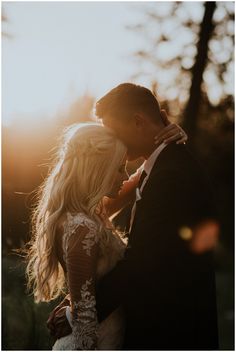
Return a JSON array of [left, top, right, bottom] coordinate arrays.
[[143, 142, 167, 177]]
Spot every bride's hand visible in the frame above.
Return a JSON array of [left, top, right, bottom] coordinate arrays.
[[47, 305, 72, 339], [154, 109, 188, 145]]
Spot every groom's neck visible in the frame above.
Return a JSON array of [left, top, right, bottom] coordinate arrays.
[[142, 125, 164, 159]]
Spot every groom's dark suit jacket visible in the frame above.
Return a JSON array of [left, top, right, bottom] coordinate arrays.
[[97, 143, 219, 350]]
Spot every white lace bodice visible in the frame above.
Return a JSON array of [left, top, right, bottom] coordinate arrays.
[[54, 211, 126, 350]]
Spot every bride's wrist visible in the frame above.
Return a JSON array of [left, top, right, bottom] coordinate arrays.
[[65, 305, 73, 328]]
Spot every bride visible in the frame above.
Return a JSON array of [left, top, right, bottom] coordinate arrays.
[[26, 122, 186, 350]]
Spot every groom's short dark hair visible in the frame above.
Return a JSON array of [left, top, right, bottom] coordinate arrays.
[[95, 83, 162, 122]]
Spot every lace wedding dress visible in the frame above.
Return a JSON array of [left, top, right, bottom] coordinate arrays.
[[52, 212, 126, 350]]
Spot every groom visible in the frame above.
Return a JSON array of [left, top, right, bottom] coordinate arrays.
[[49, 83, 219, 349]]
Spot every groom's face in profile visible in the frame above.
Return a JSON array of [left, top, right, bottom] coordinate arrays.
[[102, 113, 157, 161], [102, 114, 140, 160]]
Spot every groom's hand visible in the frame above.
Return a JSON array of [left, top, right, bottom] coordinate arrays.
[[155, 109, 187, 145], [47, 306, 72, 340]]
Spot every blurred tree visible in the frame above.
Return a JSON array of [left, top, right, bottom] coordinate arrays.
[[128, 1, 234, 125], [183, 2, 216, 139]]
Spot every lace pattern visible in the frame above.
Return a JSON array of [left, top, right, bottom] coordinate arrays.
[[61, 212, 99, 349], [71, 278, 98, 350], [62, 212, 99, 263]]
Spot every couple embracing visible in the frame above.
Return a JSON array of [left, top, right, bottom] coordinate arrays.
[[26, 83, 218, 350]]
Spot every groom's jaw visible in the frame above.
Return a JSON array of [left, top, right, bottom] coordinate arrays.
[[139, 123, 164, 159], [101, 112, 164, 160]]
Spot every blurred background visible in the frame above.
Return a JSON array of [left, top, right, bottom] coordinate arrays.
[[2, 1, 234, 350]]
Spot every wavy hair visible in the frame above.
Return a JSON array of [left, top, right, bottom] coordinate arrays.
[[26, 123, 127, 302]]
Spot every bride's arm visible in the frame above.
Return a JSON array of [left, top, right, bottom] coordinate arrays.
[[65, 224, 99, 350]]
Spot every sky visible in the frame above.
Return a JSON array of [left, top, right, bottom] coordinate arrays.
[[2, 1, 149, 125], [2, 1, 233, 126]]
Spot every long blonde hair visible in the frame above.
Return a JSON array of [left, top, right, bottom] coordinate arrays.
[[26, 123, 127, 302]]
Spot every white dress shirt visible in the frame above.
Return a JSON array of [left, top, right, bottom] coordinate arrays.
[[141, 142, 167, 191], [129, 142, 167, 230]]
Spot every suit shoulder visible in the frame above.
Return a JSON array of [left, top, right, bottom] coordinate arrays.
[[160, 144, 202, 172]]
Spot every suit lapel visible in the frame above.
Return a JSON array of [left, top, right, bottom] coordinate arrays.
[[129, 143, 177, 237], [129, 143, 186, 238], [140, 143, 177, 197]]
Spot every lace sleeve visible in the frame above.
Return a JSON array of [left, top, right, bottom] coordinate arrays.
[[63, 215, 99, 350]]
